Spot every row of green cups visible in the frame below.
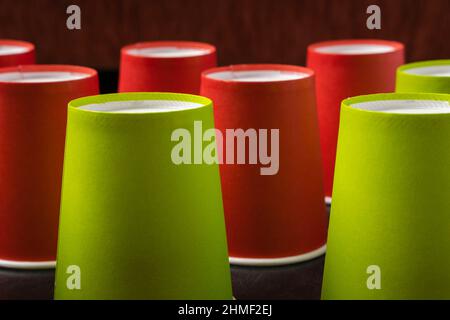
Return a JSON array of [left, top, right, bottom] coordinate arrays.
[[52, 60, 450, 299]]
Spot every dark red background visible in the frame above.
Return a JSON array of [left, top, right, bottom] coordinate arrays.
[[0, 0, 448, 71]]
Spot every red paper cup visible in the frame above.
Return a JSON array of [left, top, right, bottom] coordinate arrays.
[[307, 39, 404, 203], [119, 41, 216, 94], [201, 64, 328, 266], [0, 39, 35, 67], [0, 65, 99, 269]]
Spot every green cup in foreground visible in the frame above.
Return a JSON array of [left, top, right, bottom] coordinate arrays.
[[396, 59, 450, 93], [322, 93, 450, 300], [54, 92, 232, 299]]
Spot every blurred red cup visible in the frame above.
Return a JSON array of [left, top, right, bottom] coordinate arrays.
[[0, 65, 99, 269], [0, 39, 35, 67], [201, 64, 328, 266], [307, 39, 404, 203], [119, 41, 216, 94]]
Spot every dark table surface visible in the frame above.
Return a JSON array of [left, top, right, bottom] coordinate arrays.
[[0, 255, 324, 300], [0, 206, 329, 300]]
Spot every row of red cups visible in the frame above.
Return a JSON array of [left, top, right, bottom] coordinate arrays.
[[0, 39, 404, 268]]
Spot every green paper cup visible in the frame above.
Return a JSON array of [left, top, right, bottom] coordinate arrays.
[[54, 93, 232, 300], [322, 93, 450, 300], [396, 60, 450, 93]]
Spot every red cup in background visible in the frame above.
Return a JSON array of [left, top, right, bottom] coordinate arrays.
[[307, 39, 405, 203], [119, 41, 216, 94], [201, 64, 328, 266], [0, 39, 35, 67], [0, 65, 99, 269]]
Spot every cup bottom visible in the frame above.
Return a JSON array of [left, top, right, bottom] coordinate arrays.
[[0, 258, 56, 270], [229, 244, 326, 267]]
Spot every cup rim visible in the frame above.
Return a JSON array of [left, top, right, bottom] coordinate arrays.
[[69, 92, 213, 116], [229, 244, 327, 267], [0, 258, 55, 270], [307, 39, 404, 57], [202, 64, 314, 85], [397, 59, 450, 79], [0, 64, 98, 85], [0, 39, 35, 54], [342, 93, 450, 117], [121, 40, 216, 59]]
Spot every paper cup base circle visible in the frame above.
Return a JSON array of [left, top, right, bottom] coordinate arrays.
[[0, 258, 56, 270], [229, 244, 326, 267], [325, 197, 332, 205]]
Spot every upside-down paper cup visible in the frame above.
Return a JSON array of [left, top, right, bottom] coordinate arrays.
[[397, 60, 450, 93], [201, 65, 328, 266], [54, 93, 232, 299], [119, 41, 216, 94], [0, 39, 35, 67], [307, 39, 405, 203], [0, 65, 99, 269], [322, 93, 450, 300]]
